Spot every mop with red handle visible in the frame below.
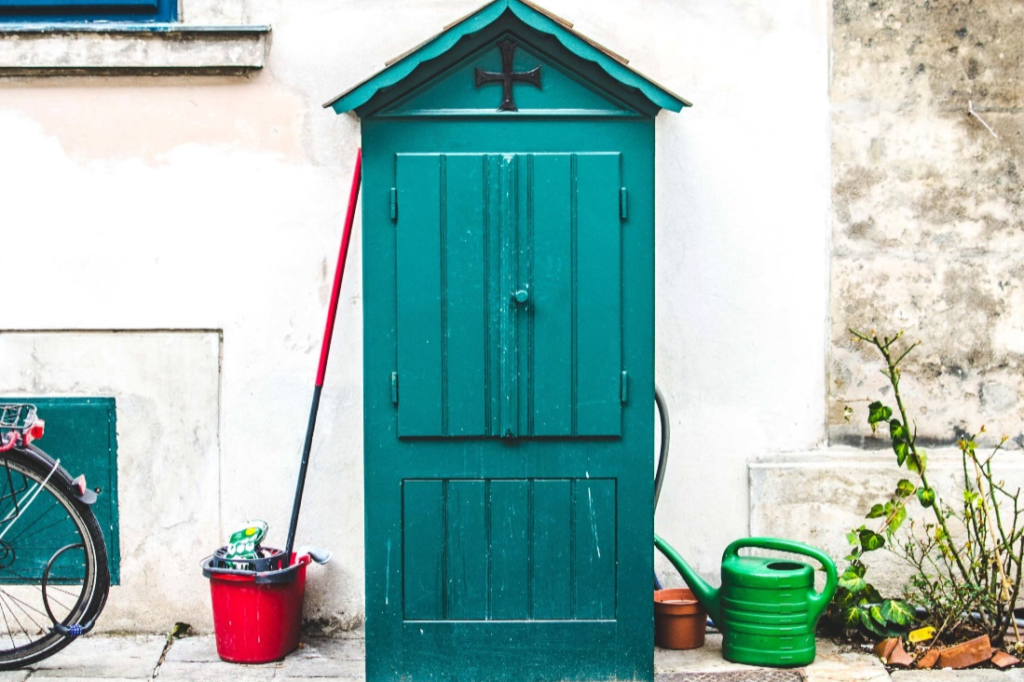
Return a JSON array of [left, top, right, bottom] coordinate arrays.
[[283, 148, 362, 566]]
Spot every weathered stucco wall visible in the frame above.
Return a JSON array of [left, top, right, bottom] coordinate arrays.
[[1, 0, 831, 630], [0, 332, 221, 632], [830, 0, 1024, 449]]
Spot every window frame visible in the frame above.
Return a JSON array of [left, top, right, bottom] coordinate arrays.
[[0, 0, 269, 74], [0, 0, 177, 24]]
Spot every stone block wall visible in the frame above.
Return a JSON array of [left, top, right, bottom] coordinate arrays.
[[830, 0, 1024, 449]]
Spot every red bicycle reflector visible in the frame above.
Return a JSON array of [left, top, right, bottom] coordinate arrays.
[[24, 419, 44, 444], [72, 475, 87, 496]]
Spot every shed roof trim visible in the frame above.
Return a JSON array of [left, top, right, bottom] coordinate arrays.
[[324, 0, 690, 114]]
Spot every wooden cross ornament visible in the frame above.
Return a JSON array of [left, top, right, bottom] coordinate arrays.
[[474, 39, 542, 111]]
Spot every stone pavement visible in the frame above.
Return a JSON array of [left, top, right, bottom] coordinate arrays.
[[0, 632, 1019, 681]]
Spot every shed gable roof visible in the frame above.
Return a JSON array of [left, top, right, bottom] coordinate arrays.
[[379, 31, 644, 118], [324, 0, 690, 116]]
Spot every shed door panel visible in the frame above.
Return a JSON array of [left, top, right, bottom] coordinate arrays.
[[443, 155, 492, 437], [396, 153, 622, 438], [395, 154, 443, 437], [527, 153, 622, 437], [401, 477, 616, 621], [396, 154, 492, 437]]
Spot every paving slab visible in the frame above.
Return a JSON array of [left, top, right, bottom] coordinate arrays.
[[656, 634, 889, 682], [658, 674, 803, 681], [157, 636, 278, 681], [0, 633, 892, 681], [159, 635, 365, 680], [28, 675, 150, 679], [804, 640, 891, 682], [656, 634, 767, 673], [892, 671, 1024, 681], [272, 638, 365, 679], [156, 661, 278, 681], [655, 630, 782, 671], [25, 636, 164, 680]]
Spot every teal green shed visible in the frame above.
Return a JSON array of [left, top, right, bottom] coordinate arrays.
[[326, 2, 688, 680]]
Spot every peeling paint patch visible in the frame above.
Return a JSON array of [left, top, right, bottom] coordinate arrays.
[[0, 78, 306, 164]]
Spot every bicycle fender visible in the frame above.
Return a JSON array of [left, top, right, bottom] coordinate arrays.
[[12, 445, 98, 505]]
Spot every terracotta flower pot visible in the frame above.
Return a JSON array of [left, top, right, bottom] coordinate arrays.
[[654, 588, 707, 650]]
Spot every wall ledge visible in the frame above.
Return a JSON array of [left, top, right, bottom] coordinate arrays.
[[0, 24, 270, 74], [748, 446, 1024, 594], [748, 445, 1024, 469]]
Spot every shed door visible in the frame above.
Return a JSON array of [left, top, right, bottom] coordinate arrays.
[[396, 152, 622, 438]]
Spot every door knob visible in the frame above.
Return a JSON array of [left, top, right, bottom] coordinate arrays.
[[512, 287, 529, 304]]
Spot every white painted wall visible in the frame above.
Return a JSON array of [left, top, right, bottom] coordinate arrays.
[[0, 0, 831, 628], [648, 0, 831, 585]]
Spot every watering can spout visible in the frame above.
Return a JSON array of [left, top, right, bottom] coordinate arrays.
[[654, 534, 721, 625]]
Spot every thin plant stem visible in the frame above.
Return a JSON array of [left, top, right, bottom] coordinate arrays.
[[846, 328, 1024, 643], [863, 331, 973, 583], [976, 454, 1017, 637]]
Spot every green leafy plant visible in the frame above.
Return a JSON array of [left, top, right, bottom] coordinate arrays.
[[827, 473, 918, 638], [828, 329, 1024, 646]]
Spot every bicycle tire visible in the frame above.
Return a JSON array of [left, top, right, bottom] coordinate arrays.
[[0, 447, 109, 669]]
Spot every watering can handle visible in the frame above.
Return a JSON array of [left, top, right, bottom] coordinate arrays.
[[723, 537, 839, 623]]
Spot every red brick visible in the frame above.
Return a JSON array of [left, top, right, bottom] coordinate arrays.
[[915, 648, 940, 669], [937, 635, 994, 670], [887, 640, 914, 667], [991, 650, 1020, 669], [874, 637, 898, 662]]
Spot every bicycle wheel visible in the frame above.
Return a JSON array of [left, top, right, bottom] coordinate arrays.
[[0, 448, 109, 669]]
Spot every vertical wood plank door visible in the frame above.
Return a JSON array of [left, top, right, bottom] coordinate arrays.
[[364, 122, 655, 682], [395, 153, 623, 438]]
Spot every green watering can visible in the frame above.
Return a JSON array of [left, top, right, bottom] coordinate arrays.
[[654, 535, 838, 667]]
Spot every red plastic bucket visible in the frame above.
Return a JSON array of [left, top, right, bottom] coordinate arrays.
[[203, 550, 311, 663]]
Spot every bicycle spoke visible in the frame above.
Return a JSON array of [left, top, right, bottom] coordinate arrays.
[[42, 585, 79, 599], [0, 591, 34, 645], [0, 566, 79, 614], [0, 566, 58, 584], [0, 589, 50, 626], [0, 569, 72, 606], [9, 518, 76, 547], [43, 594, 71, 615], [8, 502, 69, 545], [0, 467, 27, 525], [3, 503, 60, 544], [0, 593, 16, 650]]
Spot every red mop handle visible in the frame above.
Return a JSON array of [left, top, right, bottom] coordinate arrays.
[[316, 148, 362, 387]]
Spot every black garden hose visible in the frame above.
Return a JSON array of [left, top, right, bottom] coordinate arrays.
[[654, 385, 670, 511], [653, 385, 670, 591]]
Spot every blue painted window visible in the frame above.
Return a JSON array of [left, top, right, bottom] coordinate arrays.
[[0, 0, 177, 23]]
